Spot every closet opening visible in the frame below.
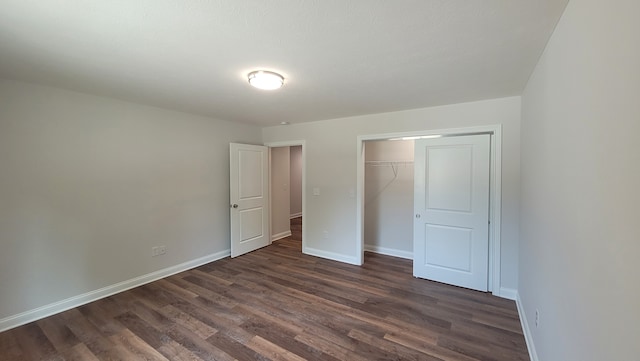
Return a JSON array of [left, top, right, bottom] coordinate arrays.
[[363, 139, 415, 261], [356, 125, 502, 294]]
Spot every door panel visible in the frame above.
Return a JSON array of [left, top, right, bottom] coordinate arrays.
[[413, 134, 490, 291], [239, 150, 264, 198], [239, 207, 264, 242], [426, 146, 473, 212], [425, 224, 472, 272], [230, 143, 269, 257]]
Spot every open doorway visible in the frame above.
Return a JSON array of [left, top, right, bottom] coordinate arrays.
[[289, 145, 303, 243], [267, 141, 305, 251]]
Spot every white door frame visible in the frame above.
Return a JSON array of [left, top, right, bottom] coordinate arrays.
[[264, 140, 307, 253], [356, 125, 502, 295]]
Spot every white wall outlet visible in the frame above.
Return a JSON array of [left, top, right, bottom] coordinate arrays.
[[323, 230, 329, 239], [535, 309, 540, 328], [152, 246, 167, 257], [313, 187, 320, 196]]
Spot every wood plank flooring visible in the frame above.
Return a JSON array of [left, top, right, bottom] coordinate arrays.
[[0, 217, 529, 360]]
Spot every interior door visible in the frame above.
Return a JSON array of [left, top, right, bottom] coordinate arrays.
[[413, 134, 490, 291], [230, 143, 269, 257]]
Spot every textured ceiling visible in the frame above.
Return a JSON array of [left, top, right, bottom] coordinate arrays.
[[0, 0, 568, 126]]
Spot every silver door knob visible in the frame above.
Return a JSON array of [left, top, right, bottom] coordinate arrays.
[[231, 204, 238, 208]]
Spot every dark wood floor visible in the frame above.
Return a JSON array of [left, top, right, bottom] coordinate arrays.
[[0, 217, 529, 360]]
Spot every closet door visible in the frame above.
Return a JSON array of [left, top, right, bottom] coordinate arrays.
[[413, 134, 490, 291]]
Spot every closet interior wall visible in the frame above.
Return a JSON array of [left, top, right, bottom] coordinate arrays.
[[364, 140, 414, 259]]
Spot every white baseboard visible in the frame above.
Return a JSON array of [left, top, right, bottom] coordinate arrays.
[[271, 230, 292, 242], [289, 212, 302, 219], [498, 287, 517, 300], [364, 245, 413, 260], [303, 246, 360, 265], [0, 249, 230, 333], [516, 292, 539, 361]]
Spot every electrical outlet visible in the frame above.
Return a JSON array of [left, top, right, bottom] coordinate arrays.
[[152, 246, 167, 257], [535, 309, 540, 328], [323, 230, 329, 239]]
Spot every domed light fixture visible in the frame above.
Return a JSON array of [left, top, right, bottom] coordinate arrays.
[[248, 70, 284, 90]]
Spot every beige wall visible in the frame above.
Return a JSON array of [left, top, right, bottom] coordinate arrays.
[[270, 147, 291, 239], [263, 96, 521, 290], [289, 145, 303, 218], [520, 0, 640, 359], [0, 79, 261, 323]]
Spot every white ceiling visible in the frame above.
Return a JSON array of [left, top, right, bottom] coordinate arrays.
[[0, 0, 568, 126]]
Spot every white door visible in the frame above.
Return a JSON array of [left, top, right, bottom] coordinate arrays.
[[413, 134, 490, 291], [230, 143, 269, 257]]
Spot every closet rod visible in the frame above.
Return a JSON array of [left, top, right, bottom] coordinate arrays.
[[365, 160, 413, 165]]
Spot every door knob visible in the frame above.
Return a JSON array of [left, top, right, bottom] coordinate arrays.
[[416, 214, 421, 218], [231, 204, 238, 208]]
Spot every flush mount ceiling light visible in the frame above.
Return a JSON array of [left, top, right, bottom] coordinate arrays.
[[247, 70, 284, 90]]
